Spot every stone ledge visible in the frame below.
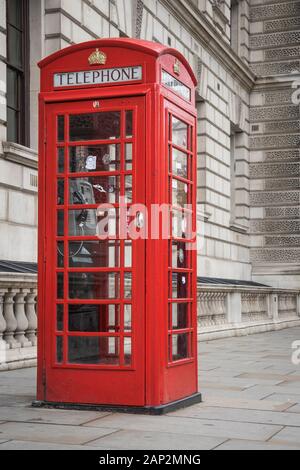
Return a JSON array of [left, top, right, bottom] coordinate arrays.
[[2, 142, 38, 170]]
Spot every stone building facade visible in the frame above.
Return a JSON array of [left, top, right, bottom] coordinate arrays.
[[0, 0, 299, 287]]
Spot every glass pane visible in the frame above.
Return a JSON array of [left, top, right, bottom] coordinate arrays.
[[172, 210, 192, 239], [124, 241, 132, 267], [7, 0, 22, 29], [56, 336, 63, 363], [57, 241, 64, 267], [68, 240, 120, 268], [172, 148, 188, 179], [57, 179, 64, 205], [68, 304, 120, 332], [68, 272, 120, 299], [96, 207, 119, 239], [69, 175, 120, 205], [57, 116, 65, 142], [171, 241, 188, 268], [125, 143, 132, 170], [125, 175, 132, 203], [7, 25, 22, 68], [171, 272, 188, 299], [7, 68, 18, 109], [172, 179, 188, 208], [57, 148, 64, 173], [7, 107, 18, 142], [172, 333, 189, 361], [70, 144, 120, 172], [57, 273, 64, 299], [124, 272, 132, 299], [171, 303, 189, 330], [68, 208, 98, 237], [69, 112, 121, 141], [57, 210, 64, 236], [124, 304, 132, 331], [56, 305, 64, 331], [172, 117, 188, 149], [124, 337, 132, 365], [68, 336, 119, 365], [126, 111, 133, 138]]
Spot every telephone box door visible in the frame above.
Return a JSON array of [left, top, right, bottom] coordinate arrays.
[[42, 96, 146, 406]]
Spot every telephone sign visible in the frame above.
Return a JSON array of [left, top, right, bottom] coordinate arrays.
[[35, 38, 201, 414]]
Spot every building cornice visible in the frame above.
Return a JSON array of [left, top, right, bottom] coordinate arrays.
[[161, 0, 256, 92]]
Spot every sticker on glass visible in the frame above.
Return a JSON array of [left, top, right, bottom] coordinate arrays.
[[85, 155, 97, 170]]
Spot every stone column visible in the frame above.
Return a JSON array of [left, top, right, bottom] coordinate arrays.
[[267, 293, 278, 321], [227, 291, 242, 324], [3, 289, 21, 348], [25, 288, 37, 346], [14, 289, 32, 347], [296, 293, 300, 317], [0, 289, 9, 352]]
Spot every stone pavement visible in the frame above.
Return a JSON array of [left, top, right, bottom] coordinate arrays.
[[0, 328, 300, 450]]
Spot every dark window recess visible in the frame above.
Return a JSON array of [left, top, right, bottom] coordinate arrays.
[[6, 0, 29, 146]]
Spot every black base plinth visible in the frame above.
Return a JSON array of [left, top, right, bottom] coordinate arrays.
[[32, 392, 202, 415]]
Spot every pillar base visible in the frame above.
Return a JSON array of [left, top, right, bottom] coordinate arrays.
[[32, 392, 202, 415]]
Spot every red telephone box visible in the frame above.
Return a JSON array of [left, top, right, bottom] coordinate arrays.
[[36, 38, 201, 413]]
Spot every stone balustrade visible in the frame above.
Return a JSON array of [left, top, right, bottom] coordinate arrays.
[[198, 284, 300, 341], [0, 272, 300, 369], [0, 273, 37, 370]]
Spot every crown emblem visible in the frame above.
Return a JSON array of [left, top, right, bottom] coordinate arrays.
[[173, 59, 180, 75], [88, 48, 107, 65]]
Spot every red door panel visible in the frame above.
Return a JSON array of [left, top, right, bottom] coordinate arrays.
[[43, 97, 146, 406]]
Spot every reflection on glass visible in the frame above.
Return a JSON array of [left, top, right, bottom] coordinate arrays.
[[68, 304, 120, 332], [68, 240, 120, 268], [68, 336, 120, 365], [57, 148, 64, 173], [126, 110, 133, 138], [69, 175, 120, 205], [172, 210, 191, 238], [172, 178, 188, 208], [125, 175, 132, 203], [124, 337, 132, 365], [171, 303, 188, 330], [125, 143, 132, 170], [69, 144, 120, 172], [57, 305, 64, 331], [56, 336, 63, 363], [68, 208, 98, 237], [171, 272, 188, 299], [68, 272, 120, 299], [172, 148, 188, 179], [69, 112, 121, 141], [57, 179, 64, 205], [172, 333, 189, 361], [171, 241, 188, 268], [57, 210, 64, 236], [124, 241, 132, 267], [172, 117, 188, 148], [124, 272, 132, 299], [57, 273, 64, 299], [7, 26, 22, 68], [57, 116, 64, 142], [57, 241, 64, 267], [124, 304, 132, 331]]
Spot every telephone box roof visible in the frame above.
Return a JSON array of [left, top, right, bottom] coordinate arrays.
[[38, 38, 197, 86]]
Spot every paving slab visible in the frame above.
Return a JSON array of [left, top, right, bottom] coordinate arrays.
[[85, 414, 282, 441], [270, 426, 300, 446], [286, 404, 300, 413], [87, 429, 227, 450], [261, 393, 300, 404], [170, 405, 300, 427], [0, 421, 119, 445], [199, 396, 295, 412], [215, 439, 300, 450], [0, 405, 110, 425], [0, 439, 101, 450], [0, 394, 34, 408]]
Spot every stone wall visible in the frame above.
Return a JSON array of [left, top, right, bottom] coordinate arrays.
[[249, 0, 300, 288]]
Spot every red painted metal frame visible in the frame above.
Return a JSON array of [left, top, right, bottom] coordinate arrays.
[[37, 38, 198, 408]]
